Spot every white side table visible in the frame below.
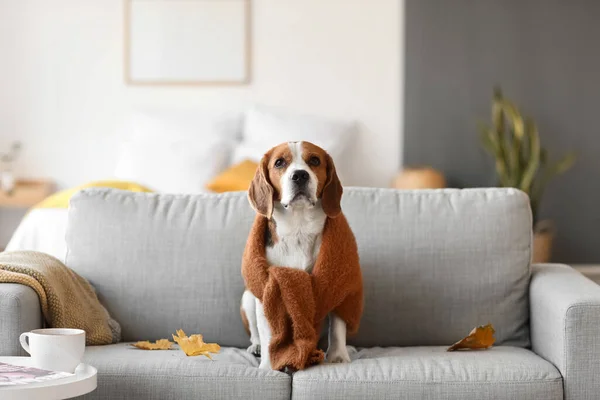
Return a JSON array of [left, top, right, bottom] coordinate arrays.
[[0, 357, 97, 400]]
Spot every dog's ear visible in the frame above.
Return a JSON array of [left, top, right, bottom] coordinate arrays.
[[248, 153, 274, 219], [321, 153, 343, 218]]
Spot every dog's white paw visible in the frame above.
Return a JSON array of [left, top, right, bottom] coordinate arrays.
[[326, 347, 351, 364], [247, 343, 261, 357], [258, 359, 272, 370]]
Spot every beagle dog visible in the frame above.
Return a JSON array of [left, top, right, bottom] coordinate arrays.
[[241, 141, 352, 370]]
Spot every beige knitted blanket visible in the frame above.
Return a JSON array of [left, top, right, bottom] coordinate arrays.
[[0, 250, 120, 345]]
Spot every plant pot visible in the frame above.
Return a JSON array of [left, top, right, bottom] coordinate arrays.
[[392, 167, 446, 189], [532, 220, 556, 263]]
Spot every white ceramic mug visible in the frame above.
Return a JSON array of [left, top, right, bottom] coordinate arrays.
[[19, 328, 86, 373]]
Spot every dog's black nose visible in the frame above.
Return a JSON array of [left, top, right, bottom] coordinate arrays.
[[291, 170, 309, 184]]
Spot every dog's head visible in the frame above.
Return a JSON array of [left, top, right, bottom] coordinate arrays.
[[248, 141, 343, 219]]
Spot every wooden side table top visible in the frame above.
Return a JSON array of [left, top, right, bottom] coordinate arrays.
[[573, 264, 600, 284], [0, 180, 55, 208]]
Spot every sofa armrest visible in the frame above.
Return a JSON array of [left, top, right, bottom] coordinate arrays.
[[0, 284, 43, 356], [530, 263, 600, 400]]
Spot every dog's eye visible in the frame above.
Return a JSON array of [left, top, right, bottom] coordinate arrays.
[[274, 158, 286, 168], [309, 156, 321, 166]]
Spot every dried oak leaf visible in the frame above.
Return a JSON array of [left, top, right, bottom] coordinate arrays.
[[131, 339, 174, 350], [447, 324, 495, 352], [172, 329, 221, 359]]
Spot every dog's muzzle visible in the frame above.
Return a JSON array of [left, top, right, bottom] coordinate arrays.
[[291, 170, 309, 186], [285, 169, 314, 207]]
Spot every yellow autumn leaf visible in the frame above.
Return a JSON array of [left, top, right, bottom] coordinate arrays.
[[447, 324, 496, 352], [131, 339, 174, 350], [172, 329, 220, 359]]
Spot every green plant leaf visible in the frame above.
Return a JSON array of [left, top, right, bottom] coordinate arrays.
[[480, 126, 499, 152], [500, 100, 525, 140], [492, 96, 505, 136], [531, 151, 576, 216], [550, 152, 577, 175], [519, 122, 541, 194], [484, 129, 509, 182], [508, 128, 522, 185], [495, 99, 525, 186], [479, 130, 495, 155], [493, 86, 503, 99], [520, 118, 535, 162]]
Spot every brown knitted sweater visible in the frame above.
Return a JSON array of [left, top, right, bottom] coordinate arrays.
[[242, 213, 363, 371]]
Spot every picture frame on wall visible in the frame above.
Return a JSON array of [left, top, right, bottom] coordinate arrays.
[[124, 0, 251, 86]]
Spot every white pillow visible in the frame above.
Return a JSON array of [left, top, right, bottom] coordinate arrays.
[[232, 107, 355, 165], [114, 110, 241, 193]]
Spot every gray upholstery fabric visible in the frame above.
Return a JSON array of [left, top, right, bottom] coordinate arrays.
[[530, 263, 600, 400], [65, 187, 531, 348], [292, 346, 562, 400], [0, 283, 42, 356], [79, 343, 290, 400], [66, 190, 255, 346], [342, 188, 532, 347]]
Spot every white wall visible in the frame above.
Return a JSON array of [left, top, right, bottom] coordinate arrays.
[[0, 0, 403, 189]]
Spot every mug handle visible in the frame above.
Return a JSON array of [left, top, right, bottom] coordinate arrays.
[[19, 332, 31, 355]]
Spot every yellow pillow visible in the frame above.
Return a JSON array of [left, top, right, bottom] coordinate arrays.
[[34, 180, 154, 209], [206, 160, 258, 193]]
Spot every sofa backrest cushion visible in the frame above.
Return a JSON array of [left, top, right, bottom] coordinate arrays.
[[341, 188, 531, 348], [66, 188, 531, 348]]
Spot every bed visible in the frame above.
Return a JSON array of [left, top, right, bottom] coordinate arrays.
[[4, 107, 358, 263], [6, 208, 70, 262]]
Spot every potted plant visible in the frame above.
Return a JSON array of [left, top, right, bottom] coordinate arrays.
[[0, 141, 22, 195], [478, 88, 576, 263], [392, 166, 447, 189]]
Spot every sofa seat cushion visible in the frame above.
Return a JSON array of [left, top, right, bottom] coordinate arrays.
[[292, 346, 562, 400], [81, 343, 290, 400]]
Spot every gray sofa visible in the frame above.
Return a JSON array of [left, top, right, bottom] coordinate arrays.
[[1, 187, 599, 399]]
